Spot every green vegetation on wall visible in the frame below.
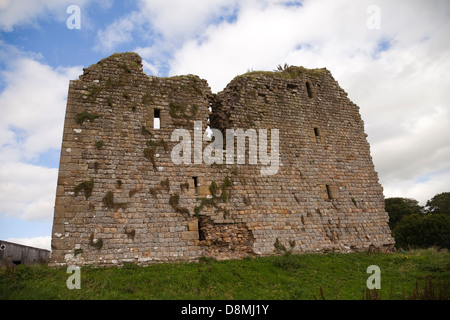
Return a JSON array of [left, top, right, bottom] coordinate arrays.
[[194, 177, 232, 218], [74, 180, 94, 199], [76, 110, 101, 125]]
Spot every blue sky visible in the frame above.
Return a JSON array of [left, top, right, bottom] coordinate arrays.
[[0, 0, 449, 250]]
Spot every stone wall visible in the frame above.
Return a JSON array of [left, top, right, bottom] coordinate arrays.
[[49, 52, 394, 267]]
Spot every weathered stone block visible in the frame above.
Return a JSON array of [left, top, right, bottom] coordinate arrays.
[[188, 220, 199, 231], [182, 231, 199, 240]]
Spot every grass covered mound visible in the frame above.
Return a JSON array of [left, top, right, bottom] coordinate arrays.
[[1, 248, 449, 300]]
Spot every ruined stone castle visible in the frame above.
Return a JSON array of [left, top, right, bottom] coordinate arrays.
[[49, 52, 394, 267]]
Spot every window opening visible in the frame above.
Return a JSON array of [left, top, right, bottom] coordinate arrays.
[[154, 109, 161, 129], [193, 177, 198, 194], [306, 81, 313, 98], [198, 218, 206, 241], [326, 185, 332, 200]]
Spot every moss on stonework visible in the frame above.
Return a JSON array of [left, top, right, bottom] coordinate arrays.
[[86, 85, 102, 97], [169, 102, 199, 121], [142, 93, 153, 104], [191, 104, 199, 118], [146, 138, 168, 151], [95, 140, 104, 150], [143, 147, 157, 169], [169, 194, 180, 209], [129, 188, 139, 198], [119, 63, 132, 74], [102, 191, 115, 209], [143, 138, 168, 169], [169, 193, 190, 217], [76, 109, 101, 125], [95, 52, 142, 70], [141, 126, 152, 136], [74, 180, 94, 199], [89, 233, 103, 250], [124, 228, 136, 240], [194, 177, 232, 218], [161, 178, 170, 192], [274, 238, 296, 255], [149, 187, 161, 198], [180, 182, 189, 192], [169, 102, 187, 118], [101, 191, 126, 210]]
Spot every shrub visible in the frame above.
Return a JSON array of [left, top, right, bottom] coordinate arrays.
[[393, 214, 450, 250], [385, 197, 423, 230]]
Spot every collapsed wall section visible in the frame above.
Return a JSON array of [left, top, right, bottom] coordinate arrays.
[[49, 53, 394, 267]]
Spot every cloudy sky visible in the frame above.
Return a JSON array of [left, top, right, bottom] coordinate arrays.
[[0, 0, 449, 250]]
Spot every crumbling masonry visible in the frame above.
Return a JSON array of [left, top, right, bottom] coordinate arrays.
[[49, 52, 394, 266]]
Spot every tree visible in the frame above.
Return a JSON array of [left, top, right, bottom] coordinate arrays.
[[385, 197, 423, 230], [425, 192, 450, 215], [393, 213, 450, 250]]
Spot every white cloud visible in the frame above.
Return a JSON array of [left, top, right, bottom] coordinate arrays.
[[168, 0, 381, 92], [95, 11, 143, 52], [0, 0, 92, 31], [0, 45, 82, 222], [5, 236, 51, 250], [138, 0, 240, 43], [383, 170, 450, 206], [0, 53, 82, 161], [370, 106, 450, 182], [169, 0, 450, 92], [0, 162, 58, 221], [165, 0, 450, 204], [95, 0, 242, 70]]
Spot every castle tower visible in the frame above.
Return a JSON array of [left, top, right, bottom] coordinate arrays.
[[49, 52, 394, 266]]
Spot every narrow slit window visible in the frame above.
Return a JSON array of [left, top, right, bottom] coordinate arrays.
[[153, 109, 161, 129], [314, 127, 321, 143], [306, 81, 313, 98], [198, 219, 206, 241], [192, 177, 198, 194], [326, 185, 332, 200]]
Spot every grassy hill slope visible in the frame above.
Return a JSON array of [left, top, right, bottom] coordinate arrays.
[[1, 248, 449, 300]]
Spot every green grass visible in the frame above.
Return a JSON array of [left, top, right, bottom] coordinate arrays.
[[1, 248, 449, 300]]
